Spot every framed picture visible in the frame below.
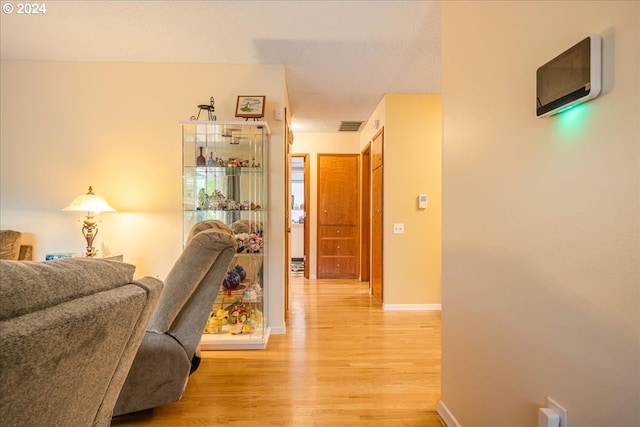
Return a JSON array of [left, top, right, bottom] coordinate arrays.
[[235, 96, 266, 119]]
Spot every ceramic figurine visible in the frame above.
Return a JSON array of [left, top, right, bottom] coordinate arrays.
[[197, 188, 207, 209], [234, 264, 247, 281], [223, 269, 241, 289], [205, 309, 228, 334], [208, 190, 226, 210]]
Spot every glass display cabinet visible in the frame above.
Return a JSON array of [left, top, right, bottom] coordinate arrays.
[[181, 120, 270, 350]]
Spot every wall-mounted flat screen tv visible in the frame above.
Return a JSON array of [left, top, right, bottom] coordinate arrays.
[[536, 35, 601, 118]]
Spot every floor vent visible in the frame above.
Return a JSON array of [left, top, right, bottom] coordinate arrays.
[[338, 121, 364, 132]]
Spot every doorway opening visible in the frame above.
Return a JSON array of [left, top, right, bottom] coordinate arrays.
[[290, 154, 309, 279]]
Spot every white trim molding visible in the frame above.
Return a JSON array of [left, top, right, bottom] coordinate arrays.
[[437, 401, 462, 427], [270, 325, 286, 335], [382, 303, 441, 311]]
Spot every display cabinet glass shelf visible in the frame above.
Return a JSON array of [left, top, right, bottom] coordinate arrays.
[[181, 120, 270, 350]]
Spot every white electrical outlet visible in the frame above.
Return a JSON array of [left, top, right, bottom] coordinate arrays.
[[547, 397, 568, 427], [393, 223, 404, 234]]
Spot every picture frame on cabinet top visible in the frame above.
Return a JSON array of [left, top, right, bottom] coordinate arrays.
[[235, 96, 266, 119]]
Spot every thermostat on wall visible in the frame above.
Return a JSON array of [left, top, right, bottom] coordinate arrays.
[[418, 194, 428, 209], [536, 34, 602, 118]]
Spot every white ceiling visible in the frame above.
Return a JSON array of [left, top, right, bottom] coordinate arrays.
[[0, 0, 441, 133]]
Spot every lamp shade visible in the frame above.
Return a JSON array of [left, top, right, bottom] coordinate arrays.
[[63, 186, 115, 213]]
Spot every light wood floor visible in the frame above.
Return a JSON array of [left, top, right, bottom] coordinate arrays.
[[112, 277, 443, 426]]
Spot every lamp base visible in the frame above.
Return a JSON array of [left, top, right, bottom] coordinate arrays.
[[82, 216, 99, 258], [85, 248, 98, 257]]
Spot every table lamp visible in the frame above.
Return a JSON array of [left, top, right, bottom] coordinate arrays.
[[63, 186, 115, 257]]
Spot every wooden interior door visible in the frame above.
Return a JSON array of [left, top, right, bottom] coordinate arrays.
[[371, 166, 383, 299], [371, 129, 384, 300], [317, 154, 359, 279]]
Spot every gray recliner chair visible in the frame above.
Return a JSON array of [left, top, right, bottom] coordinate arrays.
[[113, 220, 237, 416], [0, 258, 163, 427]]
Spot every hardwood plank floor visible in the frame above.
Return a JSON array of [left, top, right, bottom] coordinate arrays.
[[112, 277, 443, 426]]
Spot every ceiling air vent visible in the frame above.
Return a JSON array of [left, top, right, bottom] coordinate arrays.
[[338, 121, 363, 132]]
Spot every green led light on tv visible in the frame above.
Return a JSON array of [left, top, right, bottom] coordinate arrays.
[[555, 102, 590, 141]]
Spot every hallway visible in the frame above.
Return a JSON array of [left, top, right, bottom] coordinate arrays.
[[113, 277, 442, 426]]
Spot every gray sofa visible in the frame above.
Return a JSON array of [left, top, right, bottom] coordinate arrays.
[[113, 220, 237, 416], [0, 258, 163, 427]]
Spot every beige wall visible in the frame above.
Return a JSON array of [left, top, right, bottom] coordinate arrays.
[[440, 2, 639, 426], [360, 94, 442, 308], [384, 94, 442, 307], [0, 61, 288, 333], [291, 132, 360, 279]]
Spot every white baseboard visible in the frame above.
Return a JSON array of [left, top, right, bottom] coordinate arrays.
[[269, 325, 286, 335], [437, 401, 461, 427], [382, 303, 441, 311]]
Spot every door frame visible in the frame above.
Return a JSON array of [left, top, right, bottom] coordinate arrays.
[[360, 143, 371, 283], [290, 153, 310, 279], [284, 111, 293, 316]]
